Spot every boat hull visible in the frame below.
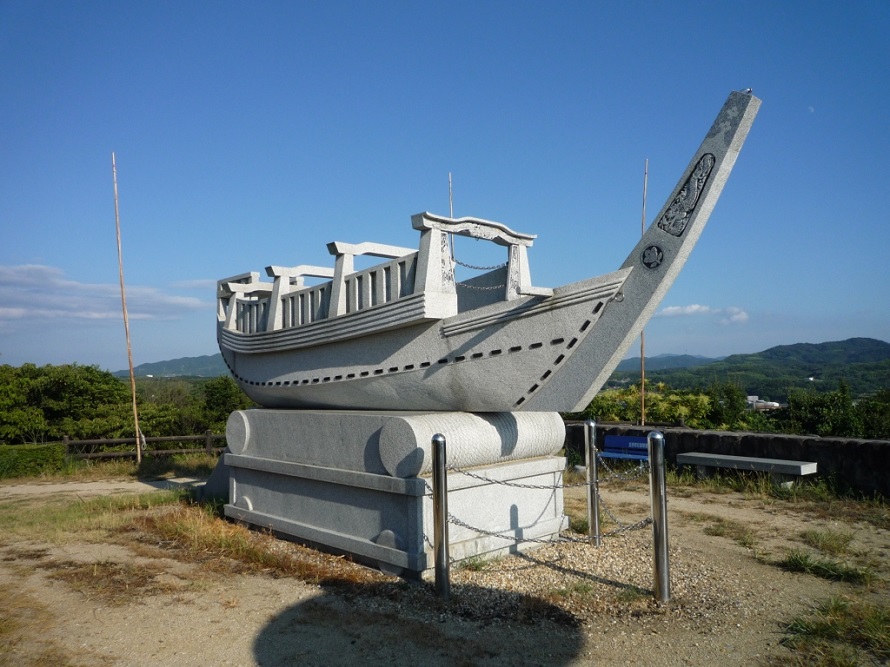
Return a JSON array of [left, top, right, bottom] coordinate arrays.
[[220, 270, 631, 412]]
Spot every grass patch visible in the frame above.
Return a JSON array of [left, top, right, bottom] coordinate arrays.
[[666, 468, 733, 494], [616, 584, 650, 604], [457, 556, 488, 572], [0, 453, 219, 485], [0, 492, 391, 593], [702, 517, 758, 548], [552, 581, 595, 597], [0, 490, 185, 543], [800, 528, 854, 557], [667, 469, 890, 532], [674, 468, 802, 498], [562, 467, 587, 486], [568, 516, 589, 534], [774, 596, 890, 666], [565, 510, 618, 537], [132, 503, 384, 589], [777, 549, 873, 585], [43, 559, 186, 605]]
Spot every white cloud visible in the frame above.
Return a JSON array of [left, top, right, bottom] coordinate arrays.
[[657, 304, 715, 317], [657, 303, 749, 325], [0, 264, 209, 323], [720, 307, 749, 325], [170, 278, 218, 290]]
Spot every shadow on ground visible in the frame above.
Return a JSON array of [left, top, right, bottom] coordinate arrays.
[[253, 580, 585, 666]]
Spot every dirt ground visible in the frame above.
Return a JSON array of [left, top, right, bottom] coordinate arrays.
[[0, 477, 887, 666]]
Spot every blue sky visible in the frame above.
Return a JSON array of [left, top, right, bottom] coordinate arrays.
[[1, 1, 888, 371]]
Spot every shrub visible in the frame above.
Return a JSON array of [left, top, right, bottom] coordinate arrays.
[[0, 443, 68, 478]]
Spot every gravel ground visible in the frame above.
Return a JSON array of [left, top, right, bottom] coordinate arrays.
[[1, 477, 886, 666]]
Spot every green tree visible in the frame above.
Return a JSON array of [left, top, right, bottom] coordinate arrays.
[[0, 365, 45, 442], [201, 376, 254, 431], [645, 388, 710, 426], [60, 402, 133, 440], [136, 378, 206, 435], [785, 380, 863, 437], [581, 383, 712, 428], [857, 389, 890, 440], [36, 364, 129, 427], [0, 364, 132, 442], [704, 382, 748, 429]]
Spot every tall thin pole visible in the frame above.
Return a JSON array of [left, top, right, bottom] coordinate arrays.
[[448, 172, 455, 259], [432, 433, 450, 600], [640, 159, 648, 426], [584, 419, 601, 547], [648, 430, 670, 602], [112, 152, 142, 464]]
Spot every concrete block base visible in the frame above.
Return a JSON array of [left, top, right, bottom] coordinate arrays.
[[221, 409, 568, 578]]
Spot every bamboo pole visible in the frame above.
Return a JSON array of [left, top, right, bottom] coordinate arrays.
[[640, 159, 648, 426], [112, 152, 142, 464]]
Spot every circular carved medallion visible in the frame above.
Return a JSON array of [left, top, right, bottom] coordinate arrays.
[[641, 245, 664, 269]]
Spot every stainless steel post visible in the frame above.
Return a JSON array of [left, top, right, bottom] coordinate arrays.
[[432, 433, 450, 600], [648, 430, 670, 602], [584, 419, 601, 546]]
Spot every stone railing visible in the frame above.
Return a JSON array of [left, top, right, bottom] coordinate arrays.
[[278, 282, 331, 328], [338, 252, 418, 315], [217, 243, 419, 334]]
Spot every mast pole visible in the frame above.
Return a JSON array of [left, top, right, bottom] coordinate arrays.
[[112, 152, 142, 464], [448, 172, 455, 259], [640, 158, 648, 426]]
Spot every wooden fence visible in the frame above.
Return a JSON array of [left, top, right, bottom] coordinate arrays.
[[61, 431, 226, 460]]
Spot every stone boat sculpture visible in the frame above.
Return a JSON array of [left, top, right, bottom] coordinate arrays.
[[217, 91, 760, 413]]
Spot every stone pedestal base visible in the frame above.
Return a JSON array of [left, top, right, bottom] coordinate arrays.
[[220, 409, 567, 578]]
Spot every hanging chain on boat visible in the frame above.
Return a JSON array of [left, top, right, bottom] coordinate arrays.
[[453, 255, 508, 291], [453, 257, 509, 271], [446, 173, 508, 273]]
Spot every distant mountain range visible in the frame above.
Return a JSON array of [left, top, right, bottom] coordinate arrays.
[[113, 354, 228, 378], [615, 354, 722, 372], [606, 337, 890, 401], [117, 338, 890, 402]]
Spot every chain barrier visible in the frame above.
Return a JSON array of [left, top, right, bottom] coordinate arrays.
[[595, 455, 651, 482], [423, 455, 652, 554], [445, 464, 588, 489], [595, 487, 653, 536], [445, 455, 648, 488], [446, 512, 566, 546], [425, 430, 670, 602]]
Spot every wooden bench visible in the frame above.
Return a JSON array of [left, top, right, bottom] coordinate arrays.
[[600, 435, 649, 461], [676, 452, 817, 487]]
